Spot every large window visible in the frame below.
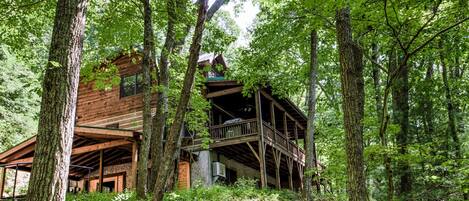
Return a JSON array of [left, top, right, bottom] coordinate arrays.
[[120, 73, 143, 98]]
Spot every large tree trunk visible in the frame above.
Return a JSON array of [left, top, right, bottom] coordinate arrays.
[[391, 60, 412, 199], [335, 7, 368, 201], [136, 0, 156, 198], [151, 1, 208, 200], [149, 0, 178, 189], [303, 30, 318, 201], [26, 0, 87, 200]]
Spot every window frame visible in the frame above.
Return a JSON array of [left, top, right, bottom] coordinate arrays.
[[119, 72, 143, 98]]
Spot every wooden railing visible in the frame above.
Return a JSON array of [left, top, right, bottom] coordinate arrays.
[[209, 119, 258, 140], [262, 122, 305, 162], [207, 119, 304, 163]]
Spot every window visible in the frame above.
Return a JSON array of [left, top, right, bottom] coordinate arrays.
[[105, 123, 119, 129], [120, 73, 143, 97], [98, 181, 115, 193]]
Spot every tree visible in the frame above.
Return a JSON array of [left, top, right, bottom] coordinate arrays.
[[26, 0, 88, 200], [335, 7, 368, 201], [151, 0, 209, 200], [149, 0, 228, 190], [303, 30, 318, 201], [136, 0, 156, 198]]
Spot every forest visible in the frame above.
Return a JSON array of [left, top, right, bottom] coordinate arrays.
[[0, 0, 468, 200]]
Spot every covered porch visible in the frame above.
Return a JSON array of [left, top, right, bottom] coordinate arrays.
[[0, 126, 140, 199]]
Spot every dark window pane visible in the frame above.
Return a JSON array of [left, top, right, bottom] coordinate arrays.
[[121, 75, 136, 97], [120, 73, 144, 98], [136, 73, 144, 94]]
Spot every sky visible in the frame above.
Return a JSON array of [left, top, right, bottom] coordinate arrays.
[[209, 0, 260, 46]]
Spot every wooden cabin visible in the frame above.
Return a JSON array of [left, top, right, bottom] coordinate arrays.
[[0, 53, 310, 198]]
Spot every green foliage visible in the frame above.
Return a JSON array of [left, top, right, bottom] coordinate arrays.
[[66, 191, 150, 201], [165, 178, 298, 201], [0, 46, 40, 152], [65, 179, 298, 201]]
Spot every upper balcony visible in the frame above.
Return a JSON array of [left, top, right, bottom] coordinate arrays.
[[186, 118, 305, 165]]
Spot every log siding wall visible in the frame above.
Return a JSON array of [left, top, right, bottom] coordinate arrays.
[[76, 54, 156, 131]]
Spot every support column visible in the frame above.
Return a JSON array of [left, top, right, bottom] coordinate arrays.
[[287, 157, 294, 190], [297, 162, 304, 191], [99, 150, 104, 192], [255, 89, 267, 188], [272, 147, 282, 189], [0, 167, 5, 199], [193, 150, 212, 186], [130, 142, 138, 189], [13, 165, 18, 199]]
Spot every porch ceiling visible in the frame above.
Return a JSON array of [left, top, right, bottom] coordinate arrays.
[[0, 126, 138, 180]]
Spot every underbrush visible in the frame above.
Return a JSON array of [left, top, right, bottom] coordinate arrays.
[[66, 179, 299, 201]]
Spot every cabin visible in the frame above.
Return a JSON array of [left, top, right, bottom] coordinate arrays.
[[0, 53, 314, 199]]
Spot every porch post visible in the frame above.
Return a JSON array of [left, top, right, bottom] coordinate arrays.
[[272, 147, 282, 189], [255, 89, 267, 188], [130, 141, 138, 189], [283, 112, 289, 150], [294, 123, 299, 157], [287, 157, 294, 190], [270, 102, 276, 143], [0, 167, 5, 199], [297, 161, 304, 190], [99, 150, 104, 192]]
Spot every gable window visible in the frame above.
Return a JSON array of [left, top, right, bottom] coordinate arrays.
[[120, 73, 143, 98]]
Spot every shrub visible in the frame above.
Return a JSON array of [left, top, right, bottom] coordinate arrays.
[[66, 179, 299, 201]]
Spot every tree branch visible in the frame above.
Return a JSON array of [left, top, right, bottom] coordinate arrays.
[[206, 0, 227, 21], [384, 0, 406, 53], [409, 16, 469, 57], [363, 51, 389, 74], [406, 0, 442, 50]]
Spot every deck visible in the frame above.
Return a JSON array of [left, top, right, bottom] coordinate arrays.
[[183, 118, 305, 165]]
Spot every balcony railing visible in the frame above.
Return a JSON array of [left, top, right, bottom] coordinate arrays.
[[263, 122, 304, 163], [209, 118, 258, 140], [208, 119, 304, 163]]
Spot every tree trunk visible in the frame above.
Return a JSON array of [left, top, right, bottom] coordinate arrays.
[[26, 0, 88, 200], [422, 61, 434, 138], [151, 1, 208, 200], [149, 0, 224, 190], [303, 30, 318, 201], [136, 0, 156, 198], [439, 39, 466, 199], [439, 39, 461, 157], [149, 0, 177, 189], [335, 7, 368, 201], [378, 47, 394, 201], [391, 58, 412, 199], [371, 43, 382, 119], [206, 0, 226, 21]]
